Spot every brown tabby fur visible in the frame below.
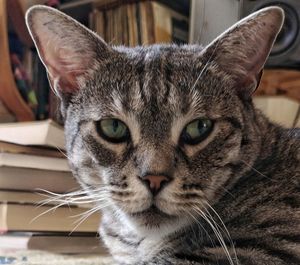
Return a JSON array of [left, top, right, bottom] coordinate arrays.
[[26, 5, 299, 265]]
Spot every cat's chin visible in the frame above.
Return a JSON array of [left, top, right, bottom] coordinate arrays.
[[125, 205, 189, 237], [130, 205, 175, 223]]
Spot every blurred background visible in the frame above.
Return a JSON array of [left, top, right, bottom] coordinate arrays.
[[0, 0, 299, 261], [0, 0, 299, 127]]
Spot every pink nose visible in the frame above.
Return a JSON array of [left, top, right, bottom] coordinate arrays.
[[142, 175, 170, 194]]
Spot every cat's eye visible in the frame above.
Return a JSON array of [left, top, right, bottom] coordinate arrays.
[[180, 118, 213, 145], [96, 119, 129, 143]]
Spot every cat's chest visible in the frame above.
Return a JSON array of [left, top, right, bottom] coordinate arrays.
[[100, 212, 167, 264]]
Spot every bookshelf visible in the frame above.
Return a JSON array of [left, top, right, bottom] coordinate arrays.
[[0, 120, 104, 255], [0, 0, 34, 121]]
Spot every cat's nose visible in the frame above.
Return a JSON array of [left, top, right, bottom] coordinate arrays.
[[140, 174, 171, 195]]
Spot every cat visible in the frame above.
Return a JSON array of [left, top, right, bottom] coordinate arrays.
[[26, 5, 300, 265]]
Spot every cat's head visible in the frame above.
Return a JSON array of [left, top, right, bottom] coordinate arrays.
[[26, 6, 283, 235]]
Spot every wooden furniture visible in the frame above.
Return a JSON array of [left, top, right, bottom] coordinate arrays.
[[7, 0, 34, 47], [257, 69, 300, 103], [0, 0, 34, 121], [255, 69, 300, 127]]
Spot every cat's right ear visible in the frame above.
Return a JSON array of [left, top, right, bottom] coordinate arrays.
[[25, 6, 111, 110]]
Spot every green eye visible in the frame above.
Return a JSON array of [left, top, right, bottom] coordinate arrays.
[[96, 119, 129, 143], [180, 118, 213, 145]]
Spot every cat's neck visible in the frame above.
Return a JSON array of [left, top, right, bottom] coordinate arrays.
[[100, 207, 176, 264], [254, 108, 299, 167]]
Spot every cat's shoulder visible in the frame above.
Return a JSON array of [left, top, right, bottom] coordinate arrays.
[[280, 127, 300, 172], [283, 127, 300, 152], [285, 127, 300, 139]]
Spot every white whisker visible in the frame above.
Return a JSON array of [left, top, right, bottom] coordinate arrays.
[[192, 205, 236, 265], [31, 202, 70, 223], [190, 38, 221, 92], [70, 203, 111, 234], [185, 209, 216, 249], [240, 159, 274, 182], [203, 201, 238, 263]]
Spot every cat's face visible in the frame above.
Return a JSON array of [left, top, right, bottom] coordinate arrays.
[[26, 6, 283, 233], [64, 45, 248, 231]]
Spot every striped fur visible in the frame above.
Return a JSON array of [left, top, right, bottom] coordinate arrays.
[[26, 6, 299, 265]]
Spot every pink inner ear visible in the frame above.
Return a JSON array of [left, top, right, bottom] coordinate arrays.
[[42, 46, 87, 94], [245, 33, 275, 72]]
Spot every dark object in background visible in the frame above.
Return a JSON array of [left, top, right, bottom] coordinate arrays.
[[242, 0, 300, 69], [157, 0, 189, 16], [190, 0, 300, 69], [8, 32, 23, 59], [35, 56, 50, 120], [172, 18, 189, 45], [10, 52, 37, 111]]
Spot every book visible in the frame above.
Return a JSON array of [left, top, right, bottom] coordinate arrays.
[[139, 2, 149, 45], [127, 4, 138, 46], [0, 119, 65, 149], [150, 1, 189, 44], [0, 233, 107, 254], [0, 141, 65, 158], [93, 9, 105, 38], [0, 249, 114, 264], [0, 166, 78, 193], [0, 190, 54, 205], [121, 4, 129, 45], [0, 152, 70, 172], [0, 190, 91, 208], [0, 203, 100, 233]]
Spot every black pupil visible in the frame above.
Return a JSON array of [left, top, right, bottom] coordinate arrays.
[[198, 120, 204, 131], [113, 120, 119, 132]]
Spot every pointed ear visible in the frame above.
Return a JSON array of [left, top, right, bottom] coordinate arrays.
[[25, 6, 111, 106], [202, 7, 284, 99]]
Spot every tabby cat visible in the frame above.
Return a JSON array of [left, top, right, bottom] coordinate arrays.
[[26, 5, 299, 265]]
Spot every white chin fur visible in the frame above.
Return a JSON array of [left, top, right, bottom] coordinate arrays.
[[123, 211, 190, 239]]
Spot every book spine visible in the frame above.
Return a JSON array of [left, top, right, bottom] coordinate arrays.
[[135, 2, 142, 45], [145, 1, 155, 44], [171, 17, 189, 44]]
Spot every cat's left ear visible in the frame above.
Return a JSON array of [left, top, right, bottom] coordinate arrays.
[[201, 6, 284, 99], [25, 6, 111, 106]]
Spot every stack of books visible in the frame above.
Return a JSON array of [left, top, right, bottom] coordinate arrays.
[[0, 120, 105, 254], [89, 0, 189, 46]]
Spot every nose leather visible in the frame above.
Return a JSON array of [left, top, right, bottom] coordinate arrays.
[[144, 175, 168, 191], [141, 174, 171, 195]]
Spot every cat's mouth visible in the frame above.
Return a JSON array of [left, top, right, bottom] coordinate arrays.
[[130, 205, 174, 219]]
